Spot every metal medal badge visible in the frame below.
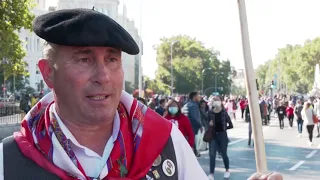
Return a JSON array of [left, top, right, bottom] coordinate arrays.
[[152, 170, 161, 179], [162, 159, 175, 177], [152, 155, 162, 167]]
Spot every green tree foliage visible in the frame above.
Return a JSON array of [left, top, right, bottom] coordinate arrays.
[[231, 85, 247, 96], [154, 35, 234, 95], [0, 0, 35, 81], [255, 60, 271, 94], [144, 76, 170, 95], [256, 38, 320, 94]]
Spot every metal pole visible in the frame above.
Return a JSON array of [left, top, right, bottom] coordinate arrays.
[[278, 58, 281, 93], [2, 58, 6, 98], [170, 44, 173, 96], [215, 75, 217, 92], [201, 72, 204, 95], [202, 68, 211, 95], [3, 70, 5, 98], [13, 73, 15, 94], [237, 0, 268, 173], [138, 0, 143, 97]]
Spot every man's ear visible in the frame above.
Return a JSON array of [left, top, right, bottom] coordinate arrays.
[[38, 59, 54, 89]]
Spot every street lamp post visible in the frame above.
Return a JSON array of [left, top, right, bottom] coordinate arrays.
[[202, 68, 211, 95], [2, 58, 8, 98], [214, 72, 224, 92], [170, 40, 179, 96]]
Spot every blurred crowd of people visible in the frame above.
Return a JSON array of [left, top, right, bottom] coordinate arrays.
[[136, 92, 243, 179], [19, 92, 44, 114]]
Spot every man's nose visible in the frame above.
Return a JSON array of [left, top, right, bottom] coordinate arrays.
[[92, 60, 111, 85]]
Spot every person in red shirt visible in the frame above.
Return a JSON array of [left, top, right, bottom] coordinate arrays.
[[286, 101, 295, 128], [239, 97, 247, 119], [164, 99, 195, 148]]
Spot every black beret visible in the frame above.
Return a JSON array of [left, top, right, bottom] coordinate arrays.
[[33, 8, 139, 55]]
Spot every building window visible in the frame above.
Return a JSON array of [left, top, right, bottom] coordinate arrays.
[[25, 37, 28, 50]]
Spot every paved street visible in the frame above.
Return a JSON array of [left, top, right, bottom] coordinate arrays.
[[199, 113, 320, 180]]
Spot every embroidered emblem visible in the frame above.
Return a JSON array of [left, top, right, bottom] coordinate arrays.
[[117, 159, 128, 177], [152, 155, 162, 167], [162, 159, 175, 177], [152, 170, 160, 179]]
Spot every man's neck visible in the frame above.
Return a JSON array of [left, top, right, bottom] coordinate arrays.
[[56, 110, 114, 156], [65, 120, 113, 156]]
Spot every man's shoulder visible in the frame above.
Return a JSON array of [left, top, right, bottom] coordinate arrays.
[[187, 102, 198, 109]]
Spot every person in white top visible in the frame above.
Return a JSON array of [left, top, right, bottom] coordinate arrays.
[[225, 99, 235, 121], [301, 101, 315, 146]]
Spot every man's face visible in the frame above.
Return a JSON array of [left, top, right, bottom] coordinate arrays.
[[194, 94, 200, 102], [39, 46, 123, 123], [161, 101, 166, 107]]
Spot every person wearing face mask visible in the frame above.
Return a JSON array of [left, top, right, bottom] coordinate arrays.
[[207, 96, 233, 180], [164, 99, 195, 148]]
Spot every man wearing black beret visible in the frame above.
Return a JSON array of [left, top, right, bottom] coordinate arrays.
[[0, 8, 207, 180]]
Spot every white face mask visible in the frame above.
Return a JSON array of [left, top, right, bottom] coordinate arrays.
[[213, 101, 222, 107]]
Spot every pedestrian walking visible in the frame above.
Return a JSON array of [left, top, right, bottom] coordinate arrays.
[[313, 97, 320, 138], [276, 102, 286, 129], [239, 97, 247, 120], [286, 101, 294, 129], [245, 105, 253, 146], [164, 99, 195, 148], [182, 91, 203, 157], [294, 100, 304, 137], [301, 102, 315, 146], [207, 96, 233, 180]]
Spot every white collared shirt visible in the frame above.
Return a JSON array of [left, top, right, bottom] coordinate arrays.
[[50, 103, 120, 179]]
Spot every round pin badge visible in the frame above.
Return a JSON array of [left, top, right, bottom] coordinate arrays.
[[162, 159, 175, 177], [152, 155, 162, 167]]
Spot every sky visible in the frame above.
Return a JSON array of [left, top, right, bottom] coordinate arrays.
[[46, 0, 320, 79]]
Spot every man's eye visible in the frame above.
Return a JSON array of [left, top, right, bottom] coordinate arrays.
[[78, 58, 89, 63], [109, 58, 118, 62]]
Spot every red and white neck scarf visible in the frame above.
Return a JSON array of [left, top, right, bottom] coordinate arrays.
[[13, 91, 173, 180]]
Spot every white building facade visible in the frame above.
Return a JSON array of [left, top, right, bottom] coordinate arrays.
[[20, 0, 141, 91], [19, 0, 48, 91]]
